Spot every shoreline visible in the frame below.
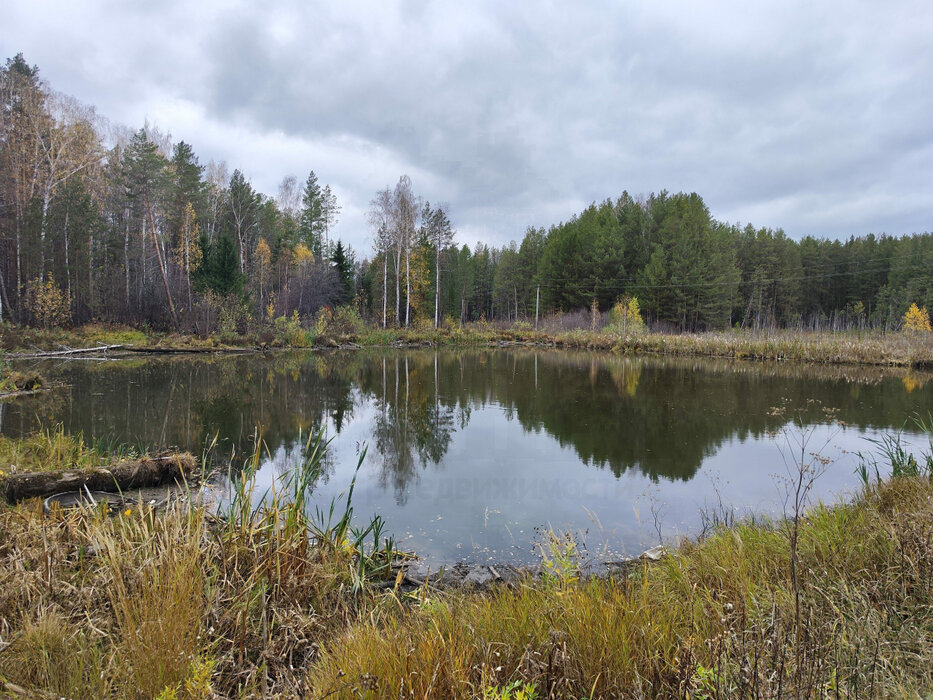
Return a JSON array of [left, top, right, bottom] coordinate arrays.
[[1, 437, 931, 696], [3, 322, 933, 368]]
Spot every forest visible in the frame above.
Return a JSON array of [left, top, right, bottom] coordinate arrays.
[[2, 53, 931, 335]]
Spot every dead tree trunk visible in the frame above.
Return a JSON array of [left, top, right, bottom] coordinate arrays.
[[2, 453, 198, 503]]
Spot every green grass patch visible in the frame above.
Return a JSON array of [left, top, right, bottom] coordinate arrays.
[[0, 424, 119, 477]]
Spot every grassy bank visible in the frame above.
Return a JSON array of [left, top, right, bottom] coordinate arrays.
[[1, 426, 932, 697], [2, 320, 932, 368]]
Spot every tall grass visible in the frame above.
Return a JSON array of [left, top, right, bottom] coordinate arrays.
[[0, 423, 139, 476], [310, 433, 933, 698], [5, 321, 930, 369], [0, 322, 149, 351], [857, 414, 933, 485], [0, 428, 399, 697], [2, 423, 933, 697], [309, 475, 933, 698], [96, 506, 209, 696], [349, 325, 933, 369]]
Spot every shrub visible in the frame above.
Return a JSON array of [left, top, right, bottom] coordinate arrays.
[[216, 296, 251, 336], [273, 311, 308, 347], [315, 305, 365, 340], [903, 303, 931, 333], [24, 276, 71, 329], [607, 295, 644, 335], [4, 369, 45, 392], [413, 315, 435, 332]]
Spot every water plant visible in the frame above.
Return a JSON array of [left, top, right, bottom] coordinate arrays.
[[3, 418, 933, 697], [857, 413, 933, 485]]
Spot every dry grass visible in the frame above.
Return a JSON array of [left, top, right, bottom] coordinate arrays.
[[0, 368, 45, 395], [4, 321, 931, 368], [350, 324, 933, 369], [311, 474, 933, 698], [1, 427, 932, 698], [0, 322, 149, 351], [608, 328, 933, 368], [0, 433, 397, 698]]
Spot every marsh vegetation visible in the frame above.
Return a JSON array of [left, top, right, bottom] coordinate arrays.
[[0, 417, 932, 697]]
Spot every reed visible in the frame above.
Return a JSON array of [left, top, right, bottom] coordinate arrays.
[[310, 435, 933, 698], [0, 423, 133, 476], [4, 321, 931, 368], [0, 428, 399, 697], [1, 423, 932, 697]]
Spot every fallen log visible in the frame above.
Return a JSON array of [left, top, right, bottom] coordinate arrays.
[[0, 387, 49, 401], [7, 344, 123, 359], [1, 453, 198, 504]]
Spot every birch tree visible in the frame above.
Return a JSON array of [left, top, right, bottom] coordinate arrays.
[[34, 93, 103, 281], [276, 175, 300, 219], [393, 175, 419, 327], [203, 160, 228, 243], [422, 201, 454, 327], [369, 187, 394, 328], [227, 169, 258, 274], [173, 201, 201, 310]]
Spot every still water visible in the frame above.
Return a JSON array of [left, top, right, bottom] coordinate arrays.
[[3, 349, 931, 565]]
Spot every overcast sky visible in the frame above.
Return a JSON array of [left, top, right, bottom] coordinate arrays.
[[4, 1, 932, 253]]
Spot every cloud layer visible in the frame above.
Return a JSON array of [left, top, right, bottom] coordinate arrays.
[[4, 0, 932, 252]]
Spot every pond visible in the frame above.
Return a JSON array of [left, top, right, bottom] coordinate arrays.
[[3, 349, 932, 566]]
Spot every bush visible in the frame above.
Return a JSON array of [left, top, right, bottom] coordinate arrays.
[[903, 303, 931, 333], [607, 295, 644, 335], [273, 311, 308, 347], [315, 305, 365, 340], [24, 276, 70, 329], [206, 293, 251, 340], [5, 370, 45, 392], [410, 315, 433, 332]]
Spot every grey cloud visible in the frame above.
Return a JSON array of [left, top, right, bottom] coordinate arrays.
[[2, 0, 932, 253]]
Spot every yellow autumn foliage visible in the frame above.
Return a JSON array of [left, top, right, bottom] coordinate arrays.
[[608, 295, 644, 334], [903, 303, 931, 333], [25, 275, 71, 328]]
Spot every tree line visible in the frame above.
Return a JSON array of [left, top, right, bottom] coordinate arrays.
[[2, 53, 930, 334], [362, 192, 932, 332], [0, 54, 351, 331]]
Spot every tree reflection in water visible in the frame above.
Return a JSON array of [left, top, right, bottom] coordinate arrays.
[[3, 349, 931, 494]]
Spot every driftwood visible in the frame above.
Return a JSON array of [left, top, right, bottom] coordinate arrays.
[[0, 387, 49, 401], [6, 344, 258, 360], [2, 453, 198, 504], [7, 344, 124, 359]]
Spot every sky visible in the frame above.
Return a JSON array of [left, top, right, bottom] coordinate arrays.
[[3, 0, 932, 254]]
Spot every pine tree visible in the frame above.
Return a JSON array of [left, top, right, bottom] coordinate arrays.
[[322, 184, 341, 256], [123, 128, 178, 328], [299, 171, 324, 257], [168, 141, 206, 248]]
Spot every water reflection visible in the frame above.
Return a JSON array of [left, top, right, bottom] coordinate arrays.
[[3, 350, 931, 563]]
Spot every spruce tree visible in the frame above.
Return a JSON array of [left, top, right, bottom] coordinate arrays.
[[331, 239, 353, 303]]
